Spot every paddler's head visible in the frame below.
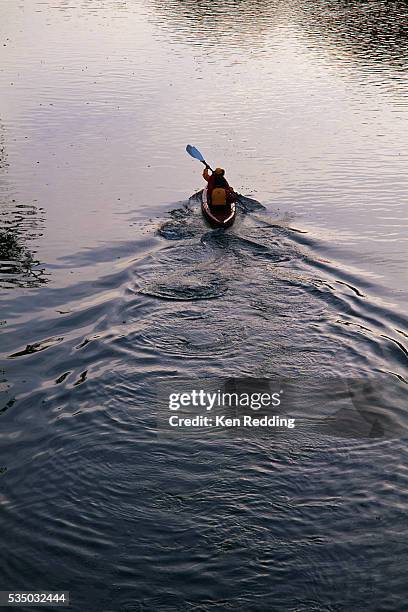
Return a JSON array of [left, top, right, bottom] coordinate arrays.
[[214, 167, 225, 176]]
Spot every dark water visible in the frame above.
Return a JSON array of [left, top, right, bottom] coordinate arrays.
[[1, 1, 408, 610]]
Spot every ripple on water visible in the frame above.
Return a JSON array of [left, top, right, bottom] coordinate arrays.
[[157, 219, 197, 240], [8, 336, 64, 359], [135, 241, 231, 301], [140, 269, 227, 301], [126, 307, 248, 359]]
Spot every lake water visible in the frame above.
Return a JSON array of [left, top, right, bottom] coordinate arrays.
[[0, 1, 407, 610]]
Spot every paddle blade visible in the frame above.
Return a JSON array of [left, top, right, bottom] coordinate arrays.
[[186, 144, 205, 163]]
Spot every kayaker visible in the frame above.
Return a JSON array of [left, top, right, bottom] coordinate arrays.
[[203, 166, 236, 207]]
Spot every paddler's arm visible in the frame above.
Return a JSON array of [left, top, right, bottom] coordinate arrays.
[[203, 166, 211, 182], [226, 186, 237, 203]]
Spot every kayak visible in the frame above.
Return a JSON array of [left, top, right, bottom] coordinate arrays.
[[201, 187, 236, 228]]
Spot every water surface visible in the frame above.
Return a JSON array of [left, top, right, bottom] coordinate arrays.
[[0, 1, 407, 610]]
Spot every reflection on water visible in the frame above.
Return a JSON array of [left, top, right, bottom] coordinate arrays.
[[148, 0, 288, 48], [149, 0, 408, 66], [0, 122, 47, 288], [298, 0, 408, 69]]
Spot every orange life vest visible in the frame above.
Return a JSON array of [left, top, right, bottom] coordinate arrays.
[[211, 187, 227, 206]]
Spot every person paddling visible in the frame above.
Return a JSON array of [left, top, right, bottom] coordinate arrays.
[[203, 165, 236, 207]]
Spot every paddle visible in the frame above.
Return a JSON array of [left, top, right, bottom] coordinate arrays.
[[186, 145, 247, 209], [186, 145, 213, 172]]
